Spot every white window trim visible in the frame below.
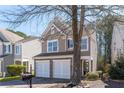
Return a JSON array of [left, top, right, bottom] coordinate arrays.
[[15, 44, 21, 55], [81, 36, 89, 51], [47, 39, 59, 53], [67, 38, 73, 50], [4, 43, 12, 54]]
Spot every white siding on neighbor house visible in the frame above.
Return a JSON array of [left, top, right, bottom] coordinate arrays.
[[0, 41, 3, 55], [90, 31, 97, 72], [111, 22, 124, 64], [22, 39, 41, 70]]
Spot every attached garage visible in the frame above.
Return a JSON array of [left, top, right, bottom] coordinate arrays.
[[35, 60, 50, 77], [53, 59, 71, 79], [35, 58, 72, 79]]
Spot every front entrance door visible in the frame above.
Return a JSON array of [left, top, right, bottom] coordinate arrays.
[[82, 60, 89, 76]]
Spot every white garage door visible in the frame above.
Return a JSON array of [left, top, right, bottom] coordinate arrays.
[[53, 59, 71, 79], [36, 60, 50, 77]]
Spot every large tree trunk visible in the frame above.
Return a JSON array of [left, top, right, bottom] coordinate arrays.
[[71, 5, 81, 85], [71, 5, 85, 85]]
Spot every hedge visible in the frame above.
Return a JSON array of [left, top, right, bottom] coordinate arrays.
[[7, 65, 26, 76], [85, 72, 99, 81]]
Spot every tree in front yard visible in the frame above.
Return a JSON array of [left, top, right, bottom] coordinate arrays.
[[1, 5, 124, 85], [96, 15, 120, 65]]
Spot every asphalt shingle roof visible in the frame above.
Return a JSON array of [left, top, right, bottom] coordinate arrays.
[[0, 29, 24, 43], [16, 37, 39, 43], [34, 51, 73, 57]]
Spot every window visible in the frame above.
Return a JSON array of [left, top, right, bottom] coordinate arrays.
[[4, 44, 12, 54], [81, 37, 88, 51], [15, 45, 21, 55], [67, 39, 74, 49], [47, 40, 58, 52]]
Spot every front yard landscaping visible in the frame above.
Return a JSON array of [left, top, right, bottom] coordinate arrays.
[[1, 56, 124, 88], [0, 64, 25, 82], [0, 76, 21, 82]]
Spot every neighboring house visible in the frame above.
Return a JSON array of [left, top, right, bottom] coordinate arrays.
[[0, 29, 23, 76], [14, 37, 41, 72], [111, 21, 124, 64], [34, 17, 97, 79]]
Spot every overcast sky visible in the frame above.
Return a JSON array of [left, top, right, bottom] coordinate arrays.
[[0, 5, 51, 36]]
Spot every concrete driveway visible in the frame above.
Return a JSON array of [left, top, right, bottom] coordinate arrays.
[[1, 78, 124, 88], [0, 77, 70, 88]]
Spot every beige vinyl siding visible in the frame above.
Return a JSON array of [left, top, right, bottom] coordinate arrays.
[[42, 35, 66, 53]]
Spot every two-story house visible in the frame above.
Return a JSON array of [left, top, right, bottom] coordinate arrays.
[[0, 29, 23, 76], [14, 37, 41, 72], [34, 17, 97, 79], [111, 21, 124, 64]]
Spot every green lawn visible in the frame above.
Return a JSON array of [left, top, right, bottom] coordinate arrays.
[[0, 76, 21, 82]]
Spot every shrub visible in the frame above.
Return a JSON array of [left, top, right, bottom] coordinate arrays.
[[109, 56, 124, 79], [7, 65, 26, 76], [85, 72, 99, 81]]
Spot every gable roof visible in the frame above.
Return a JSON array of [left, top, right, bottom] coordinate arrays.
[[41, 17, 95, 40], [41, 17, 70, 39], [16, 37, 39, 43], [0, 29, 24, 43]]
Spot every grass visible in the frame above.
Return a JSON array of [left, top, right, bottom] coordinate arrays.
[[0, 76, 21, 82]]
